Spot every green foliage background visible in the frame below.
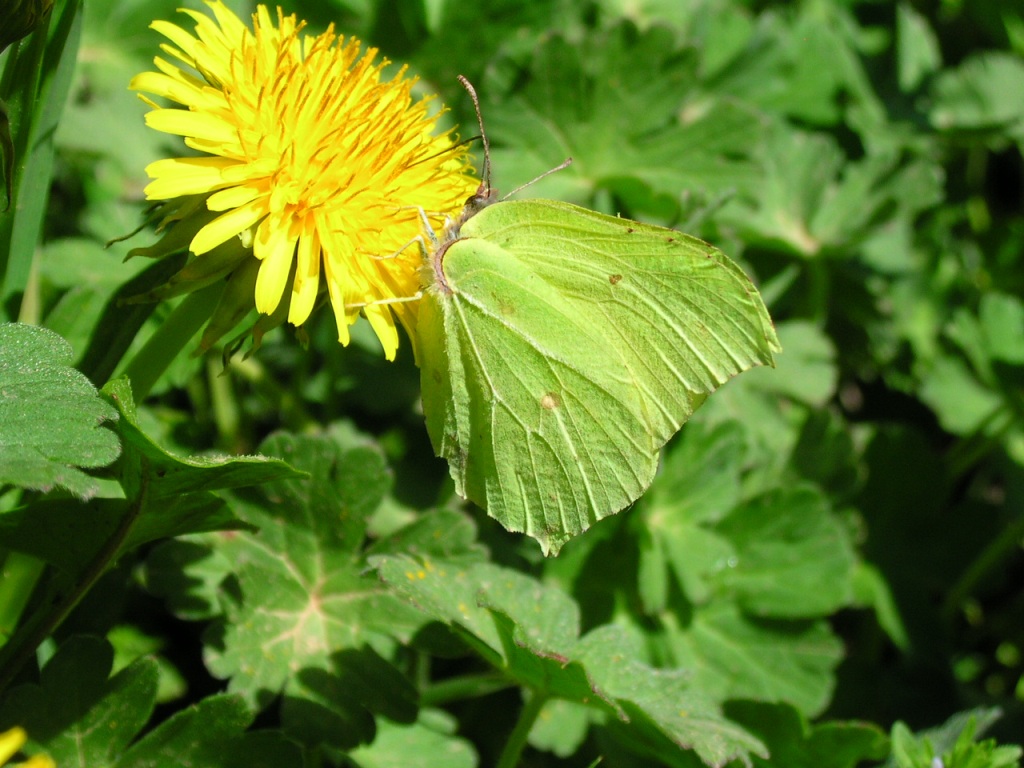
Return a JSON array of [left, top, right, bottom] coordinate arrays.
[[1, 0, 1023, 765]]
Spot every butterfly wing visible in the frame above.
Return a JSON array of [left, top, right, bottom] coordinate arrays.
[[459, 199, 780, 446], [418, 236, 660, 555], [418, 199, 779, 555]]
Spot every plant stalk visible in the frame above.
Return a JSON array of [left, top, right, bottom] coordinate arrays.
[[496, 691, 549, 768]]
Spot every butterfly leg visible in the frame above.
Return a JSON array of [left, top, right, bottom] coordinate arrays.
[[369, 207, 449, 261], [344, 292, 423, 310]]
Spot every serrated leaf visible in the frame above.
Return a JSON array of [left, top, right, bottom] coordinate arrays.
[[122, 491, 251, 552], [700, 7, 862, 126], [638, 422, 856, 620], [637, 420, 746, 611], [115, 693, 259, 768], [888, 708, 1023, 768], [0, 636, 158, 766], [481, 22, 763, 215], [727, 700, 889, 768], [739, 322, 838, 407], [103, 376, 304, 500], [379, 558, 609, 707], [576, 624, 767, 767], [635, 435, 849, 717], [347, 709, 478, 768], [375, 556, 766, 766], [929, 53, 1024, 141], [143, 537, 237, 621], [529, 698, 590, 757], [366, 507, 487, 565], [713, 485, 856, 618], [0, 323, 120, 498], [195, 430, 435, 749], [662, 602, 844, 716], [59, 376, 303, 556], [0, 491, 253, 578], [282, 646, 418, 750], [717, 126, 942, 257], [919, 355, 1002, 435]]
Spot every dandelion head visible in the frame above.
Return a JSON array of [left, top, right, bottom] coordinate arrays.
[[130, 1, 477, 359]]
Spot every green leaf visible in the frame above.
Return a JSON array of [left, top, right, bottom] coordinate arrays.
[[738, 321, 837, 407], [575, 624, 768, 766], [102, 377, 303, 501], [978, 292, 1024, 366], [0, 0, 82, 319], [0, 497, 125, 576], [717, 125, 942, 258], [375, 556, 767, 766], [143, 537, 235, 622], [5, 647, 272, 767], [658, 602, 844, 717], [713, 485, 856, 618], [637, 424, 856, 620], [850, 561, 910, 651], [418, 199, 779, 555], [0, 323, 120, 498], [636, 420, 747, 612], [528, 698, 590, 758], [919, 355, 1002, 435], [0, 374, 304, 591], [482, 23, 764, 215], [39, 237, 152, 359], [791, 409, 862, 500], [0, 635, 158, 766], [727, 700, 889, 768], [107, 624, 187, 704], [896, 3, 942, 92], [0, 489, 253, 577], [699, 7, 867, 126], [116, 694, 281, 768], [346, 709, 478, 768], [193, 429, 436, 749], [929, 53, 1024, 143], [281, 646, 418, 749], [889, 709, 1023, 768]]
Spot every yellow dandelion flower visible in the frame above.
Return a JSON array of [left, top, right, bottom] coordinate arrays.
[[0, 727, 54, 768], [130, 1, 477, 359]]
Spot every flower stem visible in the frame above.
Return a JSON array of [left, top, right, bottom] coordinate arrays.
[[0, 472, 149, 695], [0, 551, 45, 644], [496, 691, 549, 768], [121, 283, 222, 401], [420, 672, 513, 707], [942, 510, 1024, 624]]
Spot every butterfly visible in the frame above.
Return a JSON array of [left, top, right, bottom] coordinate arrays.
[[414, 78, 780, 555]]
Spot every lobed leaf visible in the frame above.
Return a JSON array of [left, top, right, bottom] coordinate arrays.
[[0, 323, 120, 498], [375, 555, 767, 766]]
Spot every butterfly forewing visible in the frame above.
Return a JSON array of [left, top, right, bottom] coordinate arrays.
[[419, 236, 660, 554], [419, 198, 779, 555], [459, 199, 781, 446]]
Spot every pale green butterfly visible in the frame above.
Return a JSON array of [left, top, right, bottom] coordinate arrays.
[[413, 78, 780, 555]]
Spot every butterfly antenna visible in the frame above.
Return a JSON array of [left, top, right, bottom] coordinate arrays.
[[457, 75, 493, 200], [501, 157, 573, 201]]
